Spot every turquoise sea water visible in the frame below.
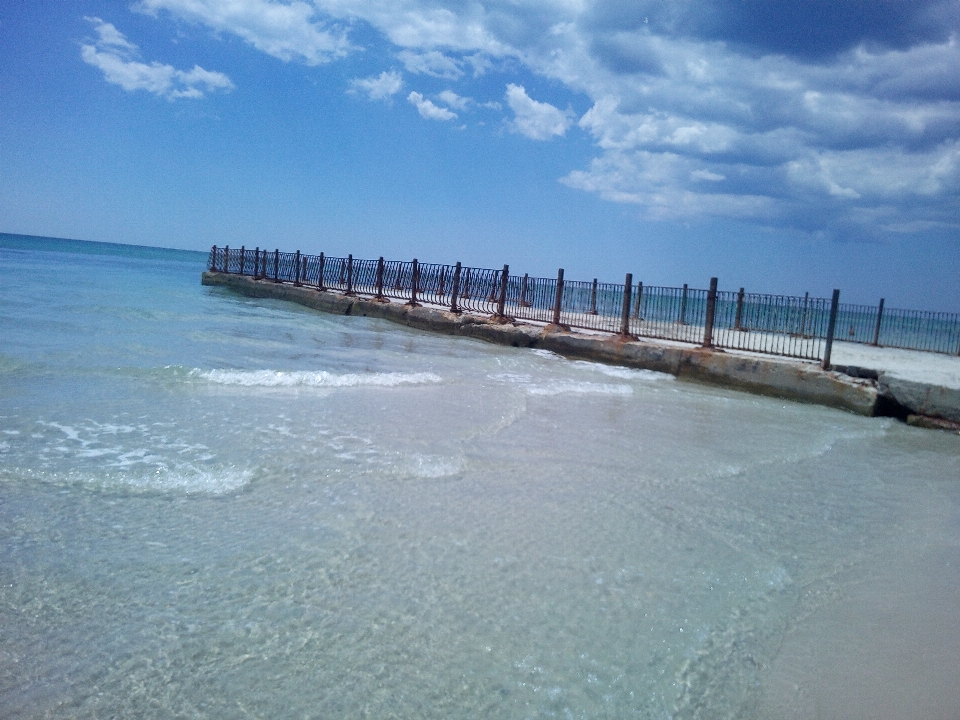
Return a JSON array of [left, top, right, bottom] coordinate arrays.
[[2, 234, 959, 719]]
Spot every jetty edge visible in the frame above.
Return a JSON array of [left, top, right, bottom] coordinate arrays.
[[202, 270, 959, 426]]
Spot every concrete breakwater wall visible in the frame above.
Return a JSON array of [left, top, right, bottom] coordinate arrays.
[[202, 271, 958, 425]]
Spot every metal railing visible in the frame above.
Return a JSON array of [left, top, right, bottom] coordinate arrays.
[[207, 246, 960, 364]]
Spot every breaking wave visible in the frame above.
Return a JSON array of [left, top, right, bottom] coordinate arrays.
[[190, 369, 442, 388]]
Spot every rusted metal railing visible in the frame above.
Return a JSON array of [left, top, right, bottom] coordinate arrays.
[[207, 246, 960, 361]]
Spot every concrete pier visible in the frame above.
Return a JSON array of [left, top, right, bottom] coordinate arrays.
[[202, 271, 960, 427]]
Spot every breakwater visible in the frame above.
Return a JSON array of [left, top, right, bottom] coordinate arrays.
[[204, 271, 903, 419], [208, 246, 960, 360]]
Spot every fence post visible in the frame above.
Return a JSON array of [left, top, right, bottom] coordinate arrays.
[[519, 274, 530, 307], [822, 289, 841, 369], [633, 282, 643, 319], [588, 279, 598, 315], [496, 264, 509, 319], [302, 255, 308, 284], [679, 284, 688, 324], [872, 298, 885, 346], [317, 253, 325, 290], [703, 277, 718, 348], [253, 246, 259, 277], [293, 251, 301, 286], [262, 249, 268, 279], [346, 254, 354, 295], [408, 259, 420, 306], [375, 257, 385, 300], [734, 287, 745, 330], [799, 292, 809, 337], [210, 245, 217, 271], [450, 262, 462, 313], [273, 249, 279, 282], [239, 246, 246, 275], [620, 273, 633, 337], [552, 268, 565, 326], [223, 245, 229, 273]]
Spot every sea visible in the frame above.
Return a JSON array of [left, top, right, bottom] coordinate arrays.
[[2, 233, 959, 719]]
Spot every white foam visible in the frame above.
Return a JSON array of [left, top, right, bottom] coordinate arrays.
[[192, 369, 442, 388], [527, 382, 634, 397], [572, 361, 674, 382], [489, 372, 633, 397]]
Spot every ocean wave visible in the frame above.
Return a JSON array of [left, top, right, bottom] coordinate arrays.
[[572, 360, 674, 382], [491, 372, 634, 397], [190, 369, 442, 388], [527, 381, 634, 397]]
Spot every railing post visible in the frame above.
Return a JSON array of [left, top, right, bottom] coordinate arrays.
[[822, 289, 841, 369], [317, 253, 326, 290], [273, 249, 279, 282], [210, 245, 217, 271], [519, 273, 530, 307], [253, 246, 259, 277], [450, 262, 462, 313], [496, 264, 509, 319], [620, 273, 633, 337], [302, 255, 308, 284], [872, 298, 885, 346], [703, 277, 718, 348], [223, 245, 229, 273], [552, 268, 565, 326], [375, 257, 385, 300], [799, 292, 809, 337], [293, 250, 301, 286], [346, 254, 354, 295], [633, 282, 643, 319], [262, 249, 268, 279], [588, 279, 598, 315], [734, 287, 745, 330], [239, 246, 246, 275], [679, 283, 688, 324], [408, 259, 420, 306]]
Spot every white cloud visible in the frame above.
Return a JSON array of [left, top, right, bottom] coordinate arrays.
[[505, 84, 573, 141], [136, 0, 350, 65], [437, 89, 470, 110], [407, 91, 457, 121], [81, 17, 233, 100], [126, 0, 960, 235], [397, 49, 462, 79], [691, 169, 725, 182], [350, 70, 403, 100]]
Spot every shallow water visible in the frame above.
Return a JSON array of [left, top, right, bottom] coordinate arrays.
[[2, 235, 959, 719]]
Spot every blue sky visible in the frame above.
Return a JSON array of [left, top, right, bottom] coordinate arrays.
[[2, 1, 958, 309]]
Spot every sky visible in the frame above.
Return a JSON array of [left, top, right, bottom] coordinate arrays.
[[1, 1, 959, 309]]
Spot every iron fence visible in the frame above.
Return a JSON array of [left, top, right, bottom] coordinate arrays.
[[207, 246, 960, 363]]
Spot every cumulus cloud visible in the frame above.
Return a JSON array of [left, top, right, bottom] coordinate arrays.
[[81, 17, 232, 100], [505, 84, 573, 140], [408, 91, 457, 121], [136, 0, 350, 64], [350, 70, 403, 100], [397, 49, 463, 79], [126, 0, 960, 236], [437, 89, 470, 110]]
